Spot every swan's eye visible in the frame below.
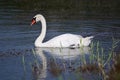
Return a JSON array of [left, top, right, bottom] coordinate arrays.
[[31, 17, 36, 26]]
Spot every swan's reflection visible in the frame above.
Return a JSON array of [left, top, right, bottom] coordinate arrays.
[[36, 47, 90, 59], [33, 47, 91, 79], [33, 48, 47, 80]]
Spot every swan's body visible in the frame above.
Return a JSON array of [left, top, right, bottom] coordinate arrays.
[[31, 14, 93, 48]]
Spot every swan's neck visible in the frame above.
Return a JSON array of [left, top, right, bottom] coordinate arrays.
[[35, 17, 46, 46]]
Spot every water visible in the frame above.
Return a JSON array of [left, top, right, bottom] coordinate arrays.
[[0, 1, 120, 80], [0, 9, 119, 50]]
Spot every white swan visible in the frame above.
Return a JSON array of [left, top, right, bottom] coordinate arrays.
[[31, 14, 93, 48]]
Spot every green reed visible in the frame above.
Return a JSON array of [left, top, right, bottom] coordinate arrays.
[[22, 54, 26, 80], [30, 38, 119, 80], [89, 38, 119, 80]]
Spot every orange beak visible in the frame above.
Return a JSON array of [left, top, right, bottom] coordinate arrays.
[[31, 18, 36, 26]]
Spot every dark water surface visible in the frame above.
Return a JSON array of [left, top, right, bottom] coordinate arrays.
[[0, 1, 120, 80]]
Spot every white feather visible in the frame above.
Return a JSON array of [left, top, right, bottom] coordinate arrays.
[[32, 14, 94, 48]]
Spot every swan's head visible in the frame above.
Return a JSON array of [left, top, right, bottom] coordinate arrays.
[[31, 14, 45, 26]]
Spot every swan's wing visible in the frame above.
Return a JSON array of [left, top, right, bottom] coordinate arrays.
[[43, 33, 82, 47]]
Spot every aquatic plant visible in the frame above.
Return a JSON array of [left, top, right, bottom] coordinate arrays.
[[107, 53, 120, 80], [29, 38, 119, 80]]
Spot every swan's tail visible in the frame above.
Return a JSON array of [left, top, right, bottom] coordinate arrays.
[[82, 36, 94, 46], [85, 36, 94, 40]]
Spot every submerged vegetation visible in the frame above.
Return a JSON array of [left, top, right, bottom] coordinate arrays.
[[108, 53, 120, 80], [30, 39, 120, 80]]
